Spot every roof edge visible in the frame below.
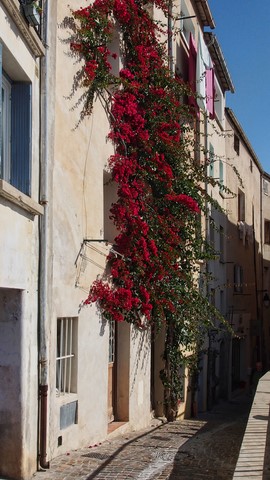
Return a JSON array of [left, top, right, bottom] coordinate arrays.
[[204, 32, 235, 93], [194, 0, 215, 29], [225, 108, 263, 172]]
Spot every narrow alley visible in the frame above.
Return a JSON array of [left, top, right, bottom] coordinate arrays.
[[32, 394, 251, 480]]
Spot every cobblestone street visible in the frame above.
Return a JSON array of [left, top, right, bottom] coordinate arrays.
[[32, 394, 251, 480]]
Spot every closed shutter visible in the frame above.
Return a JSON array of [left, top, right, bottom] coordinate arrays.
[[0, 44, 2, 179], [11, 83, 31, 195]]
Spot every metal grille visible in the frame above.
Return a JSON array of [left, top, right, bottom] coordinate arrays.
[[56, 317, 77, 395], [109, 320, 115, 363]]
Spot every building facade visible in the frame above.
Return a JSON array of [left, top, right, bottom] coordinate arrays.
[[0, 1, 45, 478], [1, 1, 270, 480]]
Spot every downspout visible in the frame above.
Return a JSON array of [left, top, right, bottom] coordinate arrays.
[[168, 0, 173, 74], [38, 0, 49, 469]]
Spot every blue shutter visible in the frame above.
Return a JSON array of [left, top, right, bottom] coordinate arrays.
[[11, 83, 31, 195], [0, 44, 2, 179]]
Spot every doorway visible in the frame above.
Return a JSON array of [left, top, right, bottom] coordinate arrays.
[[108, 319, 116, 422]]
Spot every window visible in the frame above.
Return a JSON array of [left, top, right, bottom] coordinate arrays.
[[179, 0, 195, 45], [234, 264, 243, 293], [210, 288, 215, 307], [219, 159, 224, 191], [0, 43, 32, 195], [265, 220, 270, 245], [220, 290, 224, 316], [219, 225, 224, 262], [234, 134, 240, 155], [238, 189, 245, 222], [214, 77, 225, 126], [56, 317, 78, 395], [263, 179, 269, 196], [209, 216, 215, 248], [250, 159, 253, 172], [209, 143, 214, 177]]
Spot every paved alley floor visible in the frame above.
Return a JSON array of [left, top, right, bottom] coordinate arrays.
[[32, 394, 252, 480]]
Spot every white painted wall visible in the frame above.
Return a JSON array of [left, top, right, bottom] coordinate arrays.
[[0, 2, 42, 479]]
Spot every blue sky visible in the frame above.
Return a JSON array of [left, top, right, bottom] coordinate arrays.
[[207, 0, 270, 173]]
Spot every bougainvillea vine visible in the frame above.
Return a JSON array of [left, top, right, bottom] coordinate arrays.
[[68, 0, 226, 420]]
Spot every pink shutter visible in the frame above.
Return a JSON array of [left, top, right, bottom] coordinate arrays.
[[206, 68, 215, 119]]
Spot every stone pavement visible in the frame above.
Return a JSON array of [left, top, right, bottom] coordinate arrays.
[[32, 394, 251, 480]]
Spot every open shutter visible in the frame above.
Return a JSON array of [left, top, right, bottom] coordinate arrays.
[[11, 83, 31, 195], [0, 44, 2, 179]]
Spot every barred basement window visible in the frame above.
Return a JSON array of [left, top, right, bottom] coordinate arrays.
[[56, 317, 78, 395]]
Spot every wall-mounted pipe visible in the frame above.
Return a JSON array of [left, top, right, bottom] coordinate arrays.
[[39, 385, 49, 468], [38, 0, 49, 470]]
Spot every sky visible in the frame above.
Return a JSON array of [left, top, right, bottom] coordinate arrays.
[[206, 0, 270, 173]]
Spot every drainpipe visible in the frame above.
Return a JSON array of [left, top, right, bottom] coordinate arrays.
[[38, 0, 49, 469], [168, 0, 173, 74]]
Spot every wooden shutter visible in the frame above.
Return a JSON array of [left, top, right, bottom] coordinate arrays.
[[11, 83, 31, 195]]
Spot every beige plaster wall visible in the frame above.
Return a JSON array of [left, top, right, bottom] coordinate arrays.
[[225, 112, 262, 379], [0, 3, 41, 479], [45, 0, 153, 461]]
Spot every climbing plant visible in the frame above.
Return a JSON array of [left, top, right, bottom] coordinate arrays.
[[67, 0, 229, 420]]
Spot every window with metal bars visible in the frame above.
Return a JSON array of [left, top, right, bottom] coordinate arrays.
[[56, 317, 78, 395], [109, 319, 115, 363]]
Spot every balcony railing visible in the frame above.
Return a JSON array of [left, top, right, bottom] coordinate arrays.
[[19, 0, 43, 38]]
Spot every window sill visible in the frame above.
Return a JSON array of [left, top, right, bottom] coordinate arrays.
[[0, 179, 44, 216], [56, 392, 78, 406], [1, 0, 45, 58]]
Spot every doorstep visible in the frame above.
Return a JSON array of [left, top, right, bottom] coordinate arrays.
[[107, 421, 129, 438]]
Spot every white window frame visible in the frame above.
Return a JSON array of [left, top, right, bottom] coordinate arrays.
[[179, 0, 195, 46], [214, 77, 225, 127], [56, 317, 78, 396]]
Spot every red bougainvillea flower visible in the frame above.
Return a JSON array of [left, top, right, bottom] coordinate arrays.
[[165, 194, 200, 213], [84, 60, 98, 81]]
